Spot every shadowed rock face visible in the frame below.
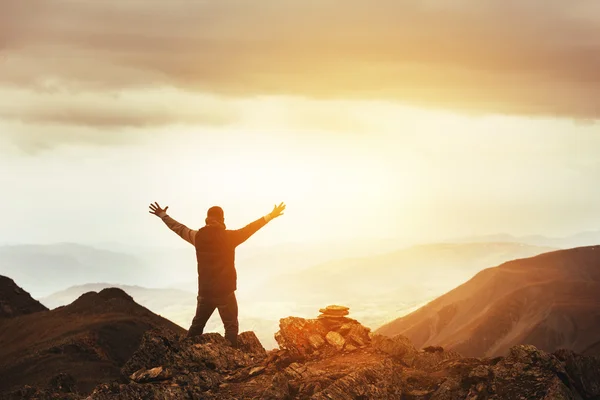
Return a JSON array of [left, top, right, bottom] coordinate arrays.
[[0, 275, 48, 318], [6, 314, 600, 400]]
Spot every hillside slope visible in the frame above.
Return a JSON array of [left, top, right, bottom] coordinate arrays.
[[377, 246, 600, 357], [0, 275, 48, 317], [0, 282, 185, 396]]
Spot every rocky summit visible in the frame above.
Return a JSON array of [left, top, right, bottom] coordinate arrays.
[[275, 305, 370, 358], [4, 305, 600, 400]]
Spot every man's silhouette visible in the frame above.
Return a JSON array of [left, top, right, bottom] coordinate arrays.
[[149, 201, 286, 347]]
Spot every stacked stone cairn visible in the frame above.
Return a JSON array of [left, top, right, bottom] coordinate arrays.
[[274, 305, 372, 358]]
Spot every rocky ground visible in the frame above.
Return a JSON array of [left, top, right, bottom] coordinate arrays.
[[5, 311, 600, 400]]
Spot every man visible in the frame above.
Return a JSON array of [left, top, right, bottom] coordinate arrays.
[[149, 201, 286, 347]]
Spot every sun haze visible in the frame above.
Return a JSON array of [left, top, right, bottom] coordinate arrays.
[[3, 0, 600, 382]]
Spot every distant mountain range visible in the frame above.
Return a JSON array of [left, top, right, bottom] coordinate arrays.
[[0, 276, 184, 396], [3, 230, 598, 298], [251, 242, 556, 329], [454, 230, 600, 249], [0, 243, 158, 297], [377, 246, 600, 357], [0, 239, 403, 298], [256, 241, 557, 299]]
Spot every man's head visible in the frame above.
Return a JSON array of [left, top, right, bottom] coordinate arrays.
[[206, 206, 225, 228]]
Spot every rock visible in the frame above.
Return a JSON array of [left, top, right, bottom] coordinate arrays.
[[6, 384, 81, 400], [372, 334, 418, 366], [554, 349, 600, 399], [130, 366, 172, 383], [489, 345, 574, 400], [261, 373, 290, 400], [319, 305, 349, 313], [48, 373, 78, 394], [310, 359, 403, 400], [345, 324, 371, 347], [238, 331, 267, 359], [413, 348, 462, 372], [423, 346, 444, 353], [325, 331, 346, 351], [121, 328, 183, 377], [337, 323, 353, 336], [317, 314, 349, 320], [318, 305, 350, 317], [249, 366, 267, 377], [317, 316, 356, 333], [265, 349, 305, 370], [275, 317, 328, 357], [190, 340, 253, 372], [345, 344, 358, 352], [283, 362, 309, 381], [308, 334, 326, 350]]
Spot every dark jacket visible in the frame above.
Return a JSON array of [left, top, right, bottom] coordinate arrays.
[[194, 218, 267, 297]]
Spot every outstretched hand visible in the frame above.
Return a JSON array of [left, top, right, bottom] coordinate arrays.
[[269, 202, 286, 220], [149, 202, 169, 218]]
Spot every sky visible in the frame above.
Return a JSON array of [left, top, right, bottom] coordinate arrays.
[[1, 0, 600, 249]]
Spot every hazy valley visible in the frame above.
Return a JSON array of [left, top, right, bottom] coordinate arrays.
[[12, 238, 559, 349]]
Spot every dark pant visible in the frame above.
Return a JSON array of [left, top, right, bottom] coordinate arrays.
[[187, 291, 239, 346]]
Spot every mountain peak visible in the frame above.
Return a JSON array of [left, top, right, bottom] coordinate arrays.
[[97, 287, 134, 302], [0, 275, 48, 318]]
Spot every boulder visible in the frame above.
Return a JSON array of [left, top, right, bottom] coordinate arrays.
[[130, 366, 172, 383], [325, 331, 346, 351], [308, 334, 326, 350], [345, 324, 371, 347], [275, 317, 328, 357], [238, 331, 267, 359], [372, 334, 418, 366]]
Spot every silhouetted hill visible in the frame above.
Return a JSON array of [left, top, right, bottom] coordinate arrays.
[[0, 275, 47, 317], [0, 280, 185, 396], [41, 282, 195, 320], [377, 246, 600, 358]]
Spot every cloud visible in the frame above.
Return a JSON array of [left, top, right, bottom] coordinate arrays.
[[0, 131, 140, 155], [1, 0, 600, 120], [0, 87, 240, 128]]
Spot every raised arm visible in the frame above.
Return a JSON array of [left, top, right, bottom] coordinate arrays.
[[230, 202, 286, 247], [149, 202, 197, 246]]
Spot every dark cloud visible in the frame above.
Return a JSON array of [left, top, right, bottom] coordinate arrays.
[[2, 0, 600, 119], [0, 95, 237, 128]]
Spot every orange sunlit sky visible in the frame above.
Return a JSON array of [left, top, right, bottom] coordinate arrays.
[[2, 0, 600, 249]]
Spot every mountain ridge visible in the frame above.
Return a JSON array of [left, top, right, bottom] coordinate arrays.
[[0, 278, 185, 396], [376, 245, 600, 357]]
